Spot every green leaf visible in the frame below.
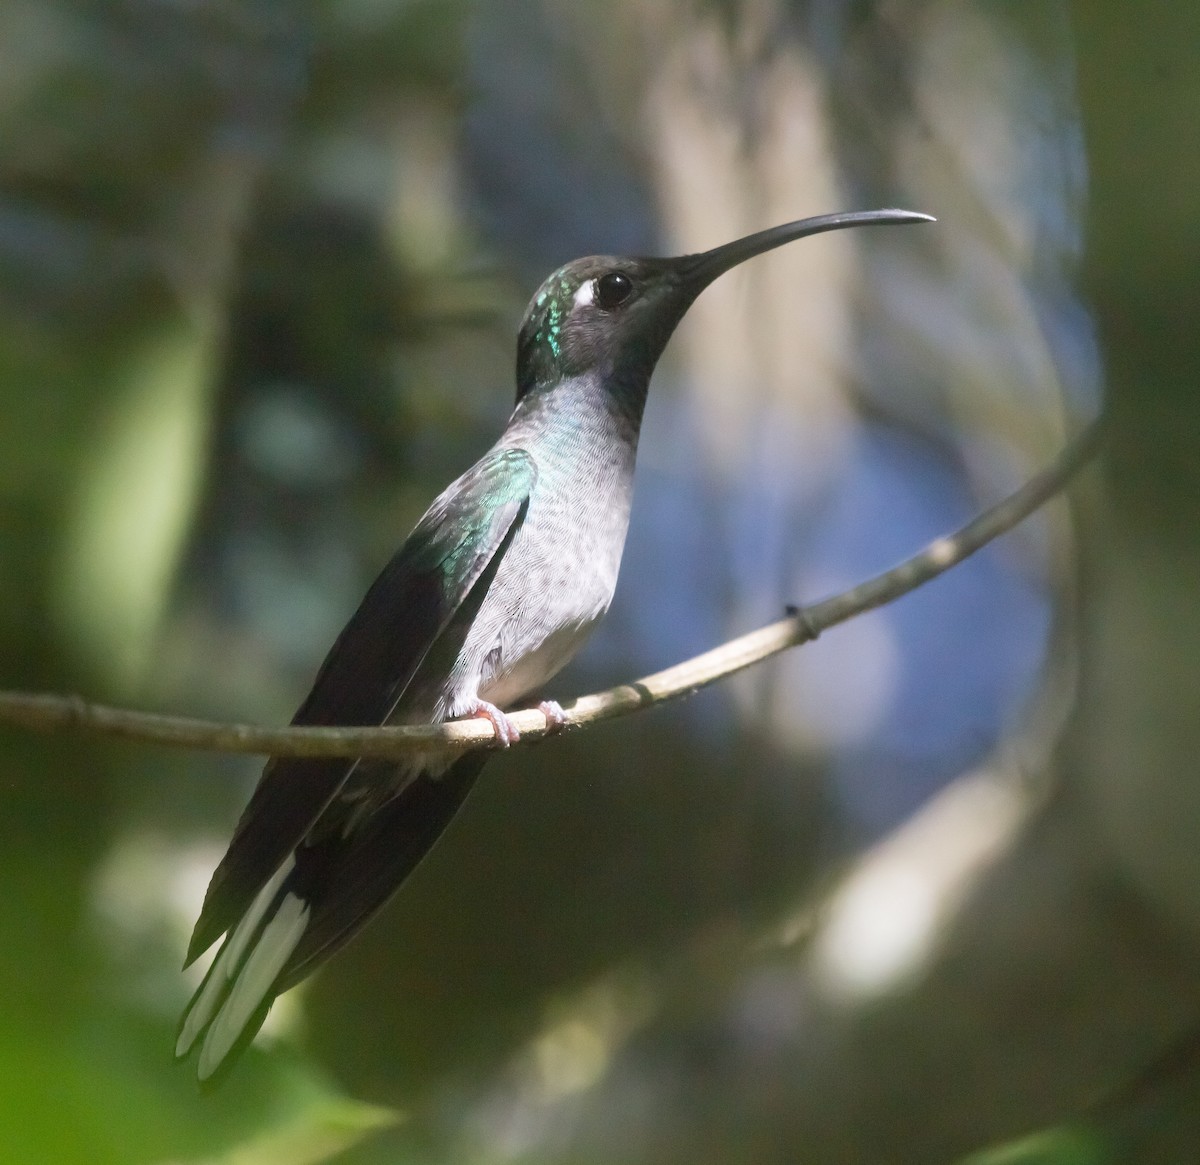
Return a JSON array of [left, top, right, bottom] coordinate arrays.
[[181, 1097, 400, 1165], [959, 1125, 1112, 1165]]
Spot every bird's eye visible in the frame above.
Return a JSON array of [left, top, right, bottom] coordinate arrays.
[[595, 272, 633, 310]]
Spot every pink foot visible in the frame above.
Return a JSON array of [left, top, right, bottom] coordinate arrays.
[[537, 700, 567, 734], [465, 699, 520, 746]]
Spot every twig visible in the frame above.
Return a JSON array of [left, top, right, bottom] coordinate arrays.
[[0, 418, 1103, 759]]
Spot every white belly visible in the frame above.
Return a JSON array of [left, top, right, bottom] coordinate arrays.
[[442, 466, 632, 717]]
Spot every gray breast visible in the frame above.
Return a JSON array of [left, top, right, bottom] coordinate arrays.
[[450, 411, 638, 716]]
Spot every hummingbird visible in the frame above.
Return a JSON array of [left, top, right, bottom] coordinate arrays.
[[176, 207, 933, 1080]]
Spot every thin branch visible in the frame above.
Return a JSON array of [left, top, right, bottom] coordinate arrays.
[[0, 418, 1103, 760]]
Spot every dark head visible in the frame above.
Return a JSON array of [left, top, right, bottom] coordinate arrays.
[[515, 208, 934, 403]]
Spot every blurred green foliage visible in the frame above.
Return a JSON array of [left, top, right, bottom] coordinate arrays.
[[961, 1128, 1111, 1165]]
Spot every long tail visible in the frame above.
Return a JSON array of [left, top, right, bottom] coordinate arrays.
[[177, 754, 485, 1081], [176, 853, 309, 1079]]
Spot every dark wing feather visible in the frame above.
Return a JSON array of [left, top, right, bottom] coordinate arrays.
[[185, 448, 537, 965], [275, 751, 487, 992]]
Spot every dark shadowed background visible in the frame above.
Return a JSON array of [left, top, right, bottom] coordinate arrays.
[[0, 2, 1195, 1162]]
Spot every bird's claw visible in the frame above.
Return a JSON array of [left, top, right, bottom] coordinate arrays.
[[463, 698, 567, 746], [466, 699, 521, 746], [537, 700, 567, 734]]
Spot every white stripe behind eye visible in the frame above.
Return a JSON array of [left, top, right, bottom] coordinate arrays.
[[573, 279, 595, 307]]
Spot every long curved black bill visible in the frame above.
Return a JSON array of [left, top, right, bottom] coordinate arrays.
[[677, 208, 935, 293]]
